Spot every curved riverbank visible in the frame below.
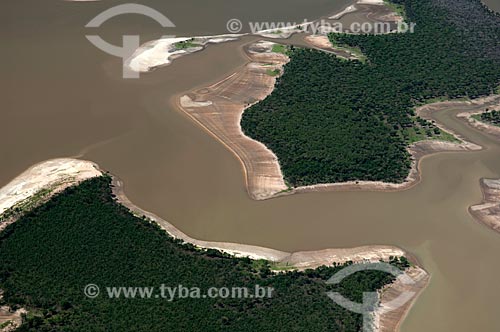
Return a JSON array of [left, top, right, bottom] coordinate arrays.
[[0, 158, 429, 332], [176, 37, 489, 200], [125, 0, 402, 74], [0, 158, 423, 268], [456, 95, 500, 141], [469, 178, 500, 233], [0, 159, 101, 232]]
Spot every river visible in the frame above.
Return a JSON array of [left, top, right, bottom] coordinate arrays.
[[2, 0, 500, 331]]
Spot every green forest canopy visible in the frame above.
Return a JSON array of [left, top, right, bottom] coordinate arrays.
[[241, 0, 500, 187], [0, 177, 409, 331]]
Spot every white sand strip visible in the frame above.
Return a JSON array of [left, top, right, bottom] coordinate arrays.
[[0, 159, 100, 215]]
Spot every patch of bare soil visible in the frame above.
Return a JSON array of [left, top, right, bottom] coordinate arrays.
[[375, 266, 430, 332], [176, 41, 290, 200], [177, 38, 494, 200], [470, 178, 500, 233], [331, 2, 403, 34], [456, 95, 500, 141], [0, 159, 101, 232], [0, 306, 25, 332]]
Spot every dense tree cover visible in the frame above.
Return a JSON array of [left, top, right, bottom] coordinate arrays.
[[476, 109, 500, 126], [241, 0, 500, 187], [0, 177, 410, 332]]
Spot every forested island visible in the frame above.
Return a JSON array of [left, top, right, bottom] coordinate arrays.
[[241, 0, 500, 187], [0, 176, 410, 331]]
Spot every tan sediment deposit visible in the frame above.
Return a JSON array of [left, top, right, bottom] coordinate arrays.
[[0, 298, 25, 332], [469, 178, 500, 233], [330, 0, 403, 32], [303, 35, 361, 60], [375, 266, 430, 332], [0, 159, 428, 331], [0, 158, 418, 271], [177, 41, 485, 200], [419, 94, 500, 143], [456, 94, 500, 141], [112, 177, 410, 267], [112, 174, 428, 332], [126, 35, 242, 73], [304, 35, 334, 50], [177, 40, 290, 200], [0, 158, 101, 231]]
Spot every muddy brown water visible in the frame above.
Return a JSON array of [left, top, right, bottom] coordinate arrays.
[[2, 1, 500, 331], [483, 0, 500, 12]]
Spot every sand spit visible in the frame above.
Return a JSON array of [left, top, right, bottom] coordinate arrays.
[[0, 158, 101, 232], [330, 0, 386, 20], [177, 40, 290, 199], [126, 35, 242, 73], [126, 0, 403, 73], [469, 178, 500, 233]]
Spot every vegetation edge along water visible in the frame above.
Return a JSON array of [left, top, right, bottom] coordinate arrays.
[[241, 0, 500, 187], [0, 176, 411, 331]]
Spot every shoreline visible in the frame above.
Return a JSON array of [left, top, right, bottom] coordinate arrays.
[[469, 178, 500, 234], [126, 0, 402, 74], [456, 96, 500, 141], [176, 38, 485, 200], [0, 158, 429, 331], [0, 158, 422, 269], [175, 41, 290, 199], [112, 173, 429, 332]]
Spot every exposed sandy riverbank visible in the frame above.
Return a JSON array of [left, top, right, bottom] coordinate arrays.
[[456, 95, 500, 141], [176, 38, 485, 200], [0, 159, 101, 231], [112, 173, 429, 331], [304, 35, 362, 60], [330, 0, 403, 31], [126, 35, 242, 73], [177, 41, 289, 199], [126, 0, 402, 73], [0, 298, 25, 332], [469, 178, 500, 233], [0, 157, 419, 268], [0, 158, 429, 332], [112, 175, 412, 267], [374, 266, 429, 332]]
